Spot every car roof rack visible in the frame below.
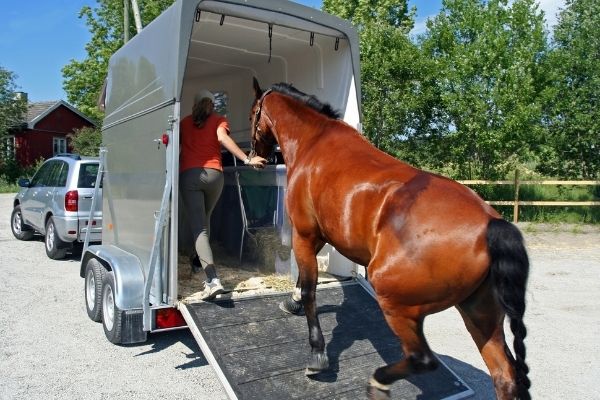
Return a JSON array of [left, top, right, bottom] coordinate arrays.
[[55, 153, 81, 160]]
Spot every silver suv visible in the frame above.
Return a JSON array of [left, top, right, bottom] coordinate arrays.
[[11, 154, 102, 259]]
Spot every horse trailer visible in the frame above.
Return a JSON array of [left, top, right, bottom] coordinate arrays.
[[80, 1, 472, 398]]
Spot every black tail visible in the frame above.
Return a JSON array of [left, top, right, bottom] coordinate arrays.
[[486, 218, 531, 399]]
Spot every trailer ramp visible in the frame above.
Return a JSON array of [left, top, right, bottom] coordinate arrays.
[[180, 282, 473, 400]]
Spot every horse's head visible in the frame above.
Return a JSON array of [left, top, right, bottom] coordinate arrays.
[[250, 78, 277, 161]]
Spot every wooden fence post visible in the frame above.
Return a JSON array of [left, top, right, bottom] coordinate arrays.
[[513, 169, 520, 223]]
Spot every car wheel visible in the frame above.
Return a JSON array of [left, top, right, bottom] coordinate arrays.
[[85, 258, 106, 322], [11, 205, 34, 241], [102, 272, 123, 344], [45, 217, 67, 260]]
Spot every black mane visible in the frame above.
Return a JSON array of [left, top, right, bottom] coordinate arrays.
[[271, 83, 341, 120]]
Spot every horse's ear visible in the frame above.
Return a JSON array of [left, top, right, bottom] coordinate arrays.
[[253, 77, 263, 99]]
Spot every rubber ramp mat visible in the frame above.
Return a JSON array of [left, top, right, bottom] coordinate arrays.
[[182, 282, 472, 400]]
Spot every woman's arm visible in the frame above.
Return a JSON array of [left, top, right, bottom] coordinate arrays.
[[217, 126, 267, 167]]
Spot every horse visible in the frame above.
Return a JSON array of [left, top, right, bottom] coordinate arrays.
[[249, 78, 530, 400]]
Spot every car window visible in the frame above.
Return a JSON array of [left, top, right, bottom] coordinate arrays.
[[46, 161, 64, 187], [56, 161, 69, 187], [78, 163, 101, 188], [30, 161, 54, 187]]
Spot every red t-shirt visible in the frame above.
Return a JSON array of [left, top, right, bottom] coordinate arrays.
[[179, 113, 230, 172]]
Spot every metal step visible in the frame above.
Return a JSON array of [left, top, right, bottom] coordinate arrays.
[[180, 282, 473, 400]]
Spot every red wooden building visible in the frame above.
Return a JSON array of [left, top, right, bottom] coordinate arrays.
[[10, 100, 96, 167]]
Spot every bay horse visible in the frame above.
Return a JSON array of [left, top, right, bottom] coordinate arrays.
[[249, 78, 530, 400]]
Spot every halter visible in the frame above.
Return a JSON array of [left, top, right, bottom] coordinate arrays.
[[250, 89, 273, 158]]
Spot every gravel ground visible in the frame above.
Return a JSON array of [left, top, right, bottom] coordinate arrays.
[[1, 192, 599, 400]]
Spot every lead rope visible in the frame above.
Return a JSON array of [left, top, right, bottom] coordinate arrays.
[[268, 24, 273, 63]]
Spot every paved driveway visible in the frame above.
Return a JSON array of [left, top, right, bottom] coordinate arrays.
[[1, 192, 599, 399]]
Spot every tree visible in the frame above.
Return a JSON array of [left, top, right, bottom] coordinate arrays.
[[538, 0, 600, 179], [0, 66, 26, 142], [0, 66, 27, 182], [323, 0, 434, 161], [419, 0, 548, 179], [69, 126, 103, 157], [62, 0, 175, 124]]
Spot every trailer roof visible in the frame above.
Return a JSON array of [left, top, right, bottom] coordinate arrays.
[[103, 0, 361, 127]]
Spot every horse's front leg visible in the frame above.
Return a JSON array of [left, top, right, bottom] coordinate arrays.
[[290, 230, 328, 375]]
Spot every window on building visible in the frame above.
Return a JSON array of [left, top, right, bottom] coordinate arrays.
[[53, 137, 67, 155], [2, 136, 15, 159]]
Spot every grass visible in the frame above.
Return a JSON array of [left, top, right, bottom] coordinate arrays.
[[469, 183, 600, 224], [0, 180, 18, 194]]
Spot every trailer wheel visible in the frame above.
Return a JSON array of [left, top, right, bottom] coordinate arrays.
[[102, 272, 123, 344], [11, 205, 34, 241], [85, 258, 105, 322], [45, 217, 67, 260]]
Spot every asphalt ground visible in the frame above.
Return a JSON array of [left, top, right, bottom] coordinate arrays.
[[1, 192, 599, 399]]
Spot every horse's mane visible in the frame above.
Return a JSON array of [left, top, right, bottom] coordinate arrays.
[[271, 83, 341, 120]]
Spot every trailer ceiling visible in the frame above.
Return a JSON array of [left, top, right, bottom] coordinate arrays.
[[186, 11, 348, 82]]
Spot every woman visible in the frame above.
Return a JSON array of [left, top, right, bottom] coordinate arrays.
[[180, 89, 266, 300]]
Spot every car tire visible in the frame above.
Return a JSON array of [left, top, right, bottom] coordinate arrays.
[[11, 205, 34, 241], [85, 258, 106, 322], [45, 217, 67, 260], [102, 272, 123, 344]]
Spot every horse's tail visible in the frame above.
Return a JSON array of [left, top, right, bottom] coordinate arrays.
[[486, 218, 531, 399]]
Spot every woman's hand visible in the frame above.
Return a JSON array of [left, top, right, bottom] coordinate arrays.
[[248, 155, 267, 169]]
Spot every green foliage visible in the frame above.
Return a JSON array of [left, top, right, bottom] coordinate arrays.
[[538, 0, 600, 179], [324, 0, 549, 180], [418, 0, 548, 179], [466, 182, 600, 223], [69, 126, 102, 157], [62, 0, 175, 124], [0, 66, 27, 140], [0, 156, 44, 192], [323, 0, 414, 32], [0, 177, 19, 193], [0, 156, 23, 184], [323, 0, 432, 159]]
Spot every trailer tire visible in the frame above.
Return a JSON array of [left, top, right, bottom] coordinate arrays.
[[11, 205, 34, 241], [102, 272, 123, 344], [45, 217, 67, 260], [85, 258, 105, 322]]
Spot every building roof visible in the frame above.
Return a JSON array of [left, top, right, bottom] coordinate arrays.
[[26, 100, 96, 129]]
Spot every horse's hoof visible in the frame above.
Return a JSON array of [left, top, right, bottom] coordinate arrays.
[[305, 352, 329, 376], [367, 384, 391, 400], [279, 297, 303, 315]]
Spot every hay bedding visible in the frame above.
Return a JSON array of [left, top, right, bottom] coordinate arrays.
[[177, 258, 342, 303], [177, 251, 342, 304], [178, 227, 344, 303]]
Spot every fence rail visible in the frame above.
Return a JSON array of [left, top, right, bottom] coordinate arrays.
[[458, 171, 600, 222]]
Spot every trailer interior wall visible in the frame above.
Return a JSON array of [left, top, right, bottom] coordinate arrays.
[[181, 9, 359, 144]]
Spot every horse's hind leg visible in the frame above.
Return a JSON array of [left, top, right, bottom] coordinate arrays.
[[457, 279, 518, 400], [368, 314, 439, 400]]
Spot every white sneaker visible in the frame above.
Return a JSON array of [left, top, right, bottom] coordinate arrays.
[[200, 279, 224, 300]]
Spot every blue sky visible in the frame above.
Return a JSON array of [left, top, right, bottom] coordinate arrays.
[[0, 0, 565, 103]]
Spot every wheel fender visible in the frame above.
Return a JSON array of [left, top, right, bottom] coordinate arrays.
[[81, 245, 144, 310]]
